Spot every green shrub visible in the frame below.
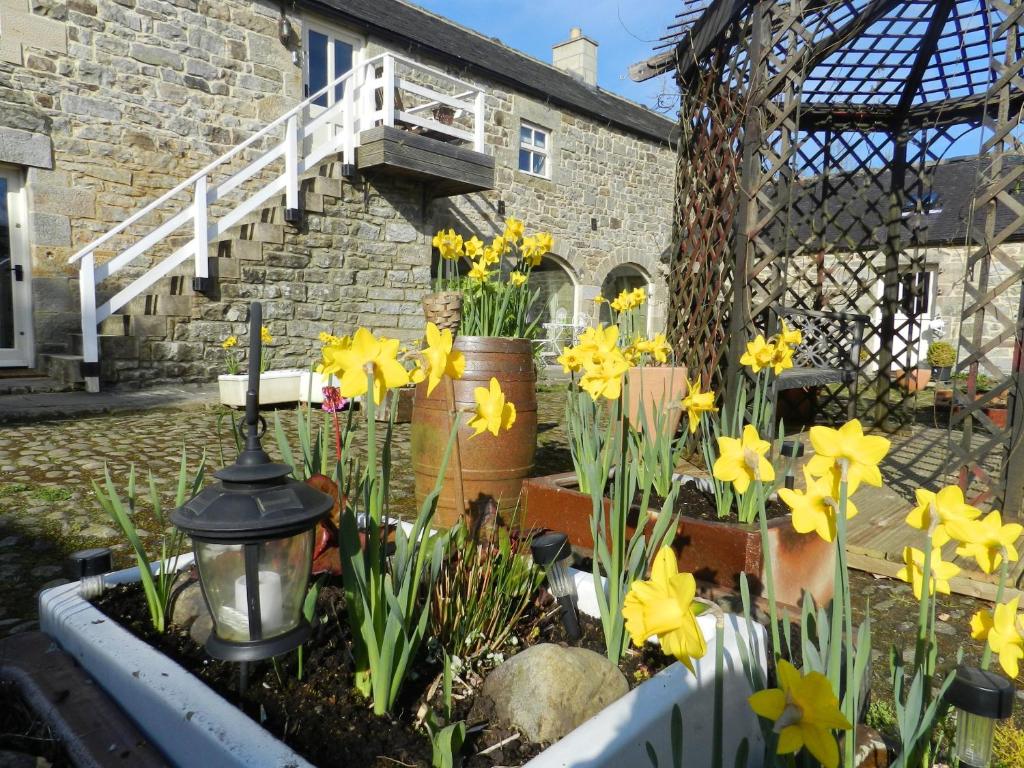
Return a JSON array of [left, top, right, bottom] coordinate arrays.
[[927, 341, 957, 367], [994, 721, 1024, 768]]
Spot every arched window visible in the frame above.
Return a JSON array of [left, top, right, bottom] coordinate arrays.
[[600, 264, 650, 333], [528, 256, 578, 330]]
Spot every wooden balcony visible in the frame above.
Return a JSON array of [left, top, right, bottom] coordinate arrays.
[[356, 125, 494, 197]]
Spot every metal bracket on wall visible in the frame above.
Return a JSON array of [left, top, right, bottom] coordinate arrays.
[[192, 277, 212, 294]]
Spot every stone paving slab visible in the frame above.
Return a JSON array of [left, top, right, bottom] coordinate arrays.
[[0, 383, 220, 424]]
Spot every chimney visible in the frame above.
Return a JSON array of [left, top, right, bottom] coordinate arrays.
[[552, 27, 598, 86]]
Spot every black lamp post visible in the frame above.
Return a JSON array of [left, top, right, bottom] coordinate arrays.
[[171, 303, 333, 662], [531, 532, 580, 641], [944, 664, 1015, 768]]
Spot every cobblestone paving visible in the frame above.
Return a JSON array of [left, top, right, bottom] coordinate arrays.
[[2, 385, 1018, 715]]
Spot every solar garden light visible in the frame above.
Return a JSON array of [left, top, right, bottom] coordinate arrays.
[[943, 664, 1015, 768], [531, 531, 580, 641], [171, 303, 333, 668], [781, 439, 804, 490]]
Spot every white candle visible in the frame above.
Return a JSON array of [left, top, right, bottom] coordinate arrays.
[[234, 570, 283, 636]]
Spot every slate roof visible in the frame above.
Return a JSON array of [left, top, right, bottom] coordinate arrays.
[[299, 0, 678, 146], [775, 155, 1024, 251]]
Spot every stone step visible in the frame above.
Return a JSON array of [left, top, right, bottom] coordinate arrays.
[[99, 315, 130, 335], [0, 375, 72, 395], [39, 353, 85, 388], [70, 334, 140, 359], [238, 221, 284, 245]]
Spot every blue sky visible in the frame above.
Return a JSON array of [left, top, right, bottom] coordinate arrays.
[[408, 0, 679, 112]]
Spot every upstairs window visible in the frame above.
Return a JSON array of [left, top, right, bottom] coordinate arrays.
[[519, 122, 550, 178]]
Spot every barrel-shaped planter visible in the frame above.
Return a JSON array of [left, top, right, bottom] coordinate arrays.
[[410, 336, 537, 529]]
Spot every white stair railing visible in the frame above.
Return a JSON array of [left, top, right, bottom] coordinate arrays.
[[69, 52, 486, 392]]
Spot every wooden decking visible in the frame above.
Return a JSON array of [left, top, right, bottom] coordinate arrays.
[[846, 482, 1024, 602]]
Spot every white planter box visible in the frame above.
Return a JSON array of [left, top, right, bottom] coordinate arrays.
[[218, 369, 304, 407], [40, 559, 766, 768], [297, 371, 340, 403]]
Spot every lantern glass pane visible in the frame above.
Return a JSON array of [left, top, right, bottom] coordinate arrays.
[[546, 555, 577, 601], [955, 708, 994, 768], [195, 530, 314, 643]]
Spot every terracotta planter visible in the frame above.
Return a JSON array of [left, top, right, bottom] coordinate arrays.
[[986, 406, 1008, 428], [624, 366, 688, 435], [934, 387, 954, 409], [411, 336, 537, 529], [892, 368, 931, 393], [522, 472, 835, 609]]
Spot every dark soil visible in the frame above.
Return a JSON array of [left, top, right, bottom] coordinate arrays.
[[0, 680, 73, 767], [647, 481, 791, 523], [93, 579, 672, 768]]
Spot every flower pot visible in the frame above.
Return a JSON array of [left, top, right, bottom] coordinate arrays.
[[931, 365, 953, 382], [892, 368, 931, 393], [985, 405, 1008, 429], [376, 385, 415, 424], [521, 472, 835, 609], [217, 369, 303, 407], [297, 371, 339, 404], [40, 552, 766, 768], [934, 387, 954, 409], [410, 336, 537, 529], [421, 291, 462, 335], [624, 366, 688, 436]]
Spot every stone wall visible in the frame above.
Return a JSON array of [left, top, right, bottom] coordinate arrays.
[[0, 1, 676, 385]]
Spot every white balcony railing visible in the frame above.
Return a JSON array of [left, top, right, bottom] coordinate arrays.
[[69, 52, 485, 392]]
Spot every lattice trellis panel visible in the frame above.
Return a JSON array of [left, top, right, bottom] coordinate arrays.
[[667, 0, 1024, 515]]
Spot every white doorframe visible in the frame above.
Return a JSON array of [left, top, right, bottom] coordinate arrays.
[[0, 166, 33, 367], [302, 19, 364, 156]]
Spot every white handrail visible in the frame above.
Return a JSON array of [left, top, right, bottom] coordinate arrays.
[[73, 51, 487, 392]]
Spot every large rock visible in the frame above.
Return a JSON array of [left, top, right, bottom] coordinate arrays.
[[170, 578, 209, 630], [471, 644, 629, 744]]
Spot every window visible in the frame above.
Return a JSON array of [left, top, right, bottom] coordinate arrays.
[[518, 122, 550, 178], [898, 270, 934, 316]]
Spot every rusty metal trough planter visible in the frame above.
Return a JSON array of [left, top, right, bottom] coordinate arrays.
[[521, 472, 835, 609], [410, 336, 537, 529]]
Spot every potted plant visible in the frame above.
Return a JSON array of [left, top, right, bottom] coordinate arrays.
[[525, 322, 837, 609], [218, 325, 303, 407], [411, 217, 551, 528], [927, 340, 957, 381]]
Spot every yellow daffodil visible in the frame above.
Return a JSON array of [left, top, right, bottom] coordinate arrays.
[[574, 324, 619, 364], [806, 419, 890, 492], [221, 335, 237, 349], [713, 424, 776, 495], [467, 259, 491, 282], [949, 510, 1023, 575], [318, 331, 348, 346], [970, 598, 1024, 677], [260, 326, 273, 344], [622, 548, 707, 673], [630, 287, 646, 306], [769, 341, 794, 375], [432, 228, 464, 260], [408, 360, 426, 385], [779, 468, 858, 543], [632, 334, 672, 364], [509, 271, 527, 287], [897, 546, 960, 599], [502, 217, 525, 242], [319, 327, 410, 405], [557, 345, 582, 374], [520, 235, 546, 267], [481, 245, 502, 265], [421, 322, 465, 396], [463, 235, 484, 259], [748, 659, 852, 768], [468, 377, 516, 437], [740, 335, 776, 374], [610, 288, 635, 313], [680, 378, 717, 434], [777, 319, 803, 348], [593, 294, 607, 305], [534, 232, 553, 255], [905, 485, 983, 547], [490, 235, 511, 256], [579, 347, 630, 402]]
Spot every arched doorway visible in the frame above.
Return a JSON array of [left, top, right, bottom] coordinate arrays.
[[528, 256, 578, 364], [600, 263, 650, 334]]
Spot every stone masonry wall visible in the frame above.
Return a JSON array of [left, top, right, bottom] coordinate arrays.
[[1, 2, 676, 385]]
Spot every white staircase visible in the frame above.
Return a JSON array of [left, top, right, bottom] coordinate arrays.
[[69, 52, 485, 392]]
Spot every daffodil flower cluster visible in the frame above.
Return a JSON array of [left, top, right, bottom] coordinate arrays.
[[740, 319, 802, 376], [219, 325, 274, 374], [557, 324, 630, 402]]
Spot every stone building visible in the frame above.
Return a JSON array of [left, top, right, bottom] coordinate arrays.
[[0, 0, 676, 390]]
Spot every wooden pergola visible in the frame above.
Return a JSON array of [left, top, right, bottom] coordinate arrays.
[[639, 0, 1024, 515]]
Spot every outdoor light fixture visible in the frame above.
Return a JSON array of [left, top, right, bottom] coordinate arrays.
[[171, 303, 333, 663], [944, 664, 1014, 768], [531, 531, 580, 641], [781, 439, 805, 490]]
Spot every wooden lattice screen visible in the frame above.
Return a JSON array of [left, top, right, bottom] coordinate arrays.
[[667, 0, 1024, 515]]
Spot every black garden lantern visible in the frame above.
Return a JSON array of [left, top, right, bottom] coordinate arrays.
[[171, 303, 333, 661], [944, 665, 1015, 768], [531, 531, 580, 641]]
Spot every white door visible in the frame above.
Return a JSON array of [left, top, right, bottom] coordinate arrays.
[[303, 21, 363, 152], [0, 167, 32, 367]]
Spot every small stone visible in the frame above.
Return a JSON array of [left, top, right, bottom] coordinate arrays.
[[849, 725, 893, 768], [470, 643, 629, 744], [170, 580, 209, 629], [189, 614, 213, 646]]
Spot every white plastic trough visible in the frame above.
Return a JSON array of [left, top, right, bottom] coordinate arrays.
[[40, 557, 766, 768], [218, 369, 305, 407]]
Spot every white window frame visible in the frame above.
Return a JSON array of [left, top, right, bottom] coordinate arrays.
[[518, 121, 551, 179]]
